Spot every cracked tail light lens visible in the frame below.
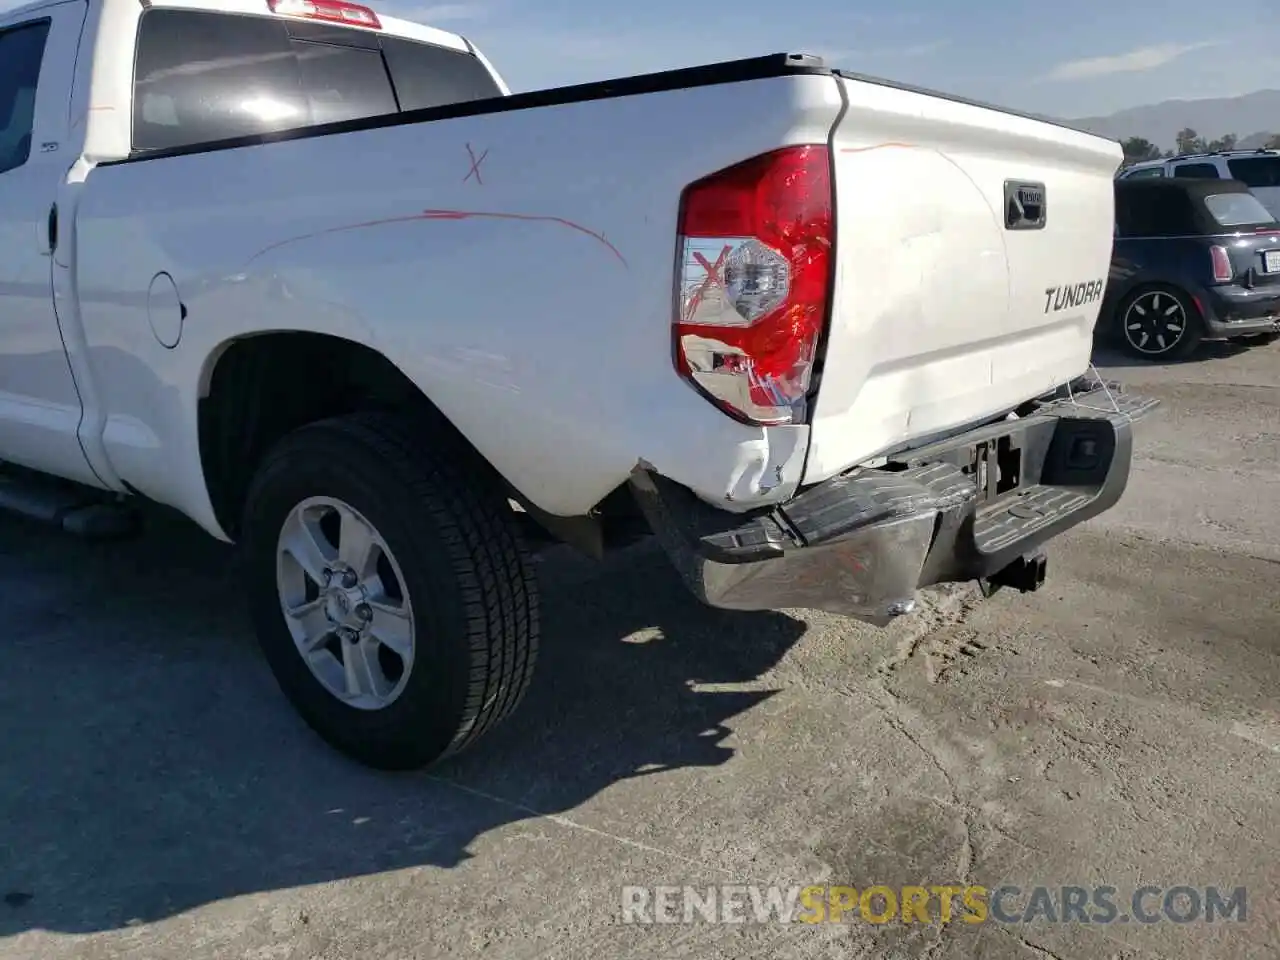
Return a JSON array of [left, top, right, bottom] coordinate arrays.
[[674, 145, 833, 426]]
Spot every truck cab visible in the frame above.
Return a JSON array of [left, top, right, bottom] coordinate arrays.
[[0, 0, 508, 490]]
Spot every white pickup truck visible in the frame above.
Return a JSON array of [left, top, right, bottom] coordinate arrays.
[[0, 0, 1157, 769]]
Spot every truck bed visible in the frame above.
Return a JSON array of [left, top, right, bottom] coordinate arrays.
[[77, 50, 1120, 528]]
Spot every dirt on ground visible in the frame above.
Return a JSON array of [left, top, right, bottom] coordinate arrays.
[[2, 342, 1278, 959]]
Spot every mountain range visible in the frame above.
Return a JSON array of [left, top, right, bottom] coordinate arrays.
[[1065, 89, 1280, 150]]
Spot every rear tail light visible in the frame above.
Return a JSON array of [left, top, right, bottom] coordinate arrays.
[[268, 0, 381, 28], [1209, 245, 1233, 283], [673, 145, 833, 426]]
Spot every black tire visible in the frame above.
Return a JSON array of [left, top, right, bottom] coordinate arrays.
[[241, 412, 539, 770], [1115, 284, 1203, 361]]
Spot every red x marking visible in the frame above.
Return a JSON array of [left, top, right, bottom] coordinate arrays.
[[684, 245, 730, 321], [463, 143, 489, 184]]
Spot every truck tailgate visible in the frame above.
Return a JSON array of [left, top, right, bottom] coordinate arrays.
[[804, 74, 1122, 483]]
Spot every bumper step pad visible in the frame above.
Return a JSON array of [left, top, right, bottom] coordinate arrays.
[[974, 485, 1091, 555]]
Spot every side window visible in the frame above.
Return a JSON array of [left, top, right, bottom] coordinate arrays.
[[1122, 166, 1165, 179], [0, 20, 51, 176], [1226, 156, 1280, 188], [1172, 162, 1219, 179], [133, 10, 307, 151]]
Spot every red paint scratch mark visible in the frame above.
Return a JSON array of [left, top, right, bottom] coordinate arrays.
[[246, 208, 627, 267], [841, 141, 917, 154], [463, 143, 489, 184]]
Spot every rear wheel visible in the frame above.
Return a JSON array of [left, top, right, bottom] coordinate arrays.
[[241, 412, 539, 770], [1116, 285, 1203, 361]]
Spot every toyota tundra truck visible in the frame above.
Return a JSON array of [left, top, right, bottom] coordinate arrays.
[[0, 0, 1157, 769]]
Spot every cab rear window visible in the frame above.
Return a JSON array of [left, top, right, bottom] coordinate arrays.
[[132, 8, 501, 152]]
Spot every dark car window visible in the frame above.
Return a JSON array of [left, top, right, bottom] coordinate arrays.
[[0, 20, 51, 175], [1226, 156, 1280, 188], [1122, 166, 1165, 179], [380, 36, 501, 111], [1172, 162, 1219, 179], [1204, 192, 1277, 227], [133, 9, 500, 152]]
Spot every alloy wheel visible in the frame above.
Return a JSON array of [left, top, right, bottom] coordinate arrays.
[[1124, 290, 1187, 356], [275, 496, 416, 710]]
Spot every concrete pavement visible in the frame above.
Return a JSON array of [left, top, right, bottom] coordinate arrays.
[[2, 342, 1278, 960]]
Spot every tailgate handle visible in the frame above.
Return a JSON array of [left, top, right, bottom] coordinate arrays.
[[1004, 181, 1046, 230]]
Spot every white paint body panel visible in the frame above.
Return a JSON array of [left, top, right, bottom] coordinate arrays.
[[0, 0, 1124, 542], [805, 77, 1123, 482], [74, 73, 840, 532]]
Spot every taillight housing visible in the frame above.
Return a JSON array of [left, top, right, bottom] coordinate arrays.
[[1209, 245, 1233, 283], [673, 145, 833, 426]]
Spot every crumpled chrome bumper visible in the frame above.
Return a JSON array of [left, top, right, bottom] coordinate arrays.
[[631, 377, 1159, 626]]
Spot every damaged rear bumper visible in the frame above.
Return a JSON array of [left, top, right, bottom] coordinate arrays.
[[630, 377, 1159, 625]]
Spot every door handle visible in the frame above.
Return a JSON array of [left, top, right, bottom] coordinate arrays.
[[47, 203, 58, 252]]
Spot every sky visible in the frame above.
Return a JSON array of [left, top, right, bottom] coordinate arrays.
[[2, 0, 1276, 118], [384, 0, 1280, 119]]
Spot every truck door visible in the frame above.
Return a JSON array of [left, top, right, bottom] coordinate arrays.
[[0, 0, 100, 487]]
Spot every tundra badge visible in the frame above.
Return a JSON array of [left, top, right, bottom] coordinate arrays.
[[1044, 280, 1105, 313]]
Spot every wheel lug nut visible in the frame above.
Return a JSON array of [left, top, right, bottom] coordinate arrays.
[[341, 570, 358, 588], [322, 568, 334, 585], [355, 603, 372, 621], [338, 627, 357, 643]]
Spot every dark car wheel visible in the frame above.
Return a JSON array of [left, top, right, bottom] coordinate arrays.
[[1116, 285, 1203, 361]]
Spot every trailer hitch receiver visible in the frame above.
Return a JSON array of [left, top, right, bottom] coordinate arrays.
[[987, 552, 1048, 594]]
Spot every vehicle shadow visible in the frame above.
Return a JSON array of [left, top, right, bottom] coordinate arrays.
[[1090, 338, 1256, 369], [0, 506, 807, 935]]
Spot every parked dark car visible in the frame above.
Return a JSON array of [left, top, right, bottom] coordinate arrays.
[[1100, 177, 1280, 360]]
